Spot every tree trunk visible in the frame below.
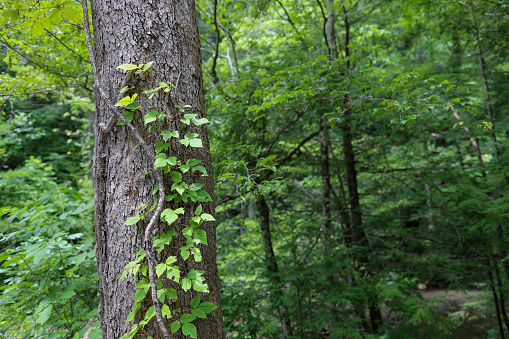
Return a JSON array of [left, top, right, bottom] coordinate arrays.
[[320, 114, 340, 329], [89, 1, 224, 338], [468, 1, 499, 158], [339, 4, 382, 333], [341, 101, 382, 334], [256, 194, 293, 338]]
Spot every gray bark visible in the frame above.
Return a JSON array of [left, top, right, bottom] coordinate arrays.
[[326, 0, 338, 59], [89, 0, 224, 338]]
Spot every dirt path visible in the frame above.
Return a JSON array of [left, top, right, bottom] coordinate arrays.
[[417, 288, 489, 338]]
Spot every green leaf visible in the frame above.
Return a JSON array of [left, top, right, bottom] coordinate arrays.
[[152, 185, 159, 195], [167, 157, 177, 166], [161, 130, 179, 141], [125, 215, 141, 225], [125, 309, 136, 323], [123, 111, 134, 122], [167, 266, 180, 282], [36, 306, 52, 324], [193, 279, 208, 292], [180, 314, 197, 323], [155, 142, 169, 153], [134, 288, 148, 302], [143, 61, 154, 70], [182, 227, 193, 239], [135, 278, 150, 290], [117, 64, 139, 70], [165, 194, 178, 202], [181, 278, 192, 291], [125, 102, 139, 110], [187, 270, 204, 280], [196, 190, 212, 202], [191, 247, 202, 262], [191, 308, 207, 319], [190, 295, 201, 308], [179, 164, 191, 173], [171, 321, 181, 334], [32, 248, 47, 264], [192, 118, 209, 125], [184, 114, 198, 120], [89, 329, 102, 339], [86, 309, 99, 319], [190, 216, 203, 228], [2, 9, 13, 19], [162, 304, 172, 319], [49, 10, 62, 24], [189, 139, 203, 148], [187, 159, 201, 167], [31, 21, 44, 37], [181, 249, 190, 261], [39, 17, 53, 30], [195, 204, 203, 216], [170, 171, 182, 183], [166, 256, 177, 265], [154, 157, 167, 168], [62, 7, 81, 21], [145, 305, 155, 319], [157, 288, 166, 303], [165, 287, 178, 299], [155, 263, 167, 277], [182, 323, 197, 338], [200, 213, 215, 221], [161, 208, 179, 224], [144, 110, 159, 124], [192, 165, 208, 176], [60, 287, 76, 300], [116, 96, 131, 107], [198, 302, 218, 314], [180, 118, 190, 125], [189, 183, 205, 191], [193, 229, 208, 245]]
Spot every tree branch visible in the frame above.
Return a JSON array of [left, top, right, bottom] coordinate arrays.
[[45, 29, 89, 62], [0, 33, 79, 79]]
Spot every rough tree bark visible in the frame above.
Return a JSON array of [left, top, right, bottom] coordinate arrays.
[[88, 0, 225, 337]]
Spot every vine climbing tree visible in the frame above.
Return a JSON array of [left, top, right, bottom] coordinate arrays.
[[81, 0, 225, 338]]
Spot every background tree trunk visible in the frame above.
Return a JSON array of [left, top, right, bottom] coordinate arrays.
[[89, 0, 224, 337]]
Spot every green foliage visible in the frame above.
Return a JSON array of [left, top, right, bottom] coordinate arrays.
[[1, 0, 509, 337], [0, 184, 98, 338]]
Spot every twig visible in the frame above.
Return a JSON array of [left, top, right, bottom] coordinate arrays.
[[45, 29, 89, 62], [449, 104, 483, 165]]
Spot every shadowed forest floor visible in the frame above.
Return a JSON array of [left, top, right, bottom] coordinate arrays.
[[419, 289, 490, 338]]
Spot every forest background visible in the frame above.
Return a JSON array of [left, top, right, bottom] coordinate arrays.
[[0, 0, 509, 338]]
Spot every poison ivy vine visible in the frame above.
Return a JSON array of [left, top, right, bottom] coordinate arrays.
[[80, 1, 217, 338], [115, 63, 217, 339]]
